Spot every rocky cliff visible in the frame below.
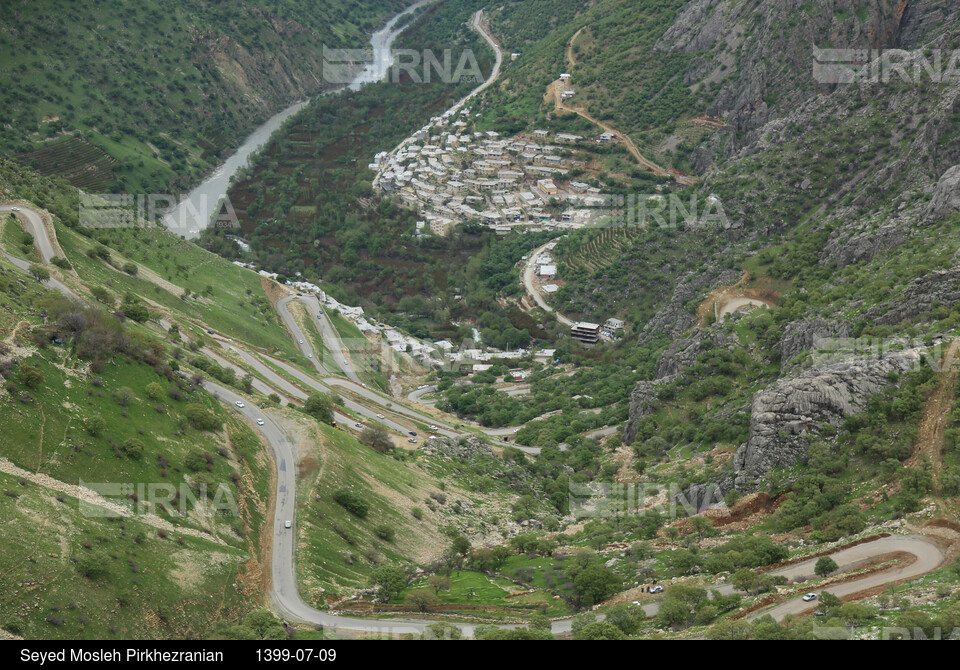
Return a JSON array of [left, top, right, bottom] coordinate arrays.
[[732, 347, 922, 489]]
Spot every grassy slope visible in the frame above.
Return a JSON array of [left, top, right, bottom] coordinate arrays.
[[0, 0, 408, 192]]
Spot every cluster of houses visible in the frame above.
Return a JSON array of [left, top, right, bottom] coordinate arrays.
[[371, 108, 619, 236]]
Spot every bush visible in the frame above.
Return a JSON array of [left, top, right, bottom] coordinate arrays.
[[374, 524, 396, 542], [333, 488, 369, 518], [184, 403, 221, 431], [122, 438, 145, 460]]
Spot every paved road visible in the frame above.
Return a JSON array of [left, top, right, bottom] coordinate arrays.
[[12, 199, 943, 635], [755, 535, 944, 621], [276, 295, 334, 376], [0, 204, 61, 262], [295, 294, 362, 384], [193, 383, 955, 637], [0, 203, 80, 301], [522, 238, 573, 327]]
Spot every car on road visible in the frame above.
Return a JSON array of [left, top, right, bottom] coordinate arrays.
[[355, 423, 363, 428], [284, 520, 292, 529], [235, 401, 245, 408], [429, 424, 438, 431], [408, 438, 417, 443], [207, 330, 214, 335], [10, 207, 20, 212], [308, 353, 313, 358], [408, 431, 417, 436], [802, 593, 817, 602], [650, 585, 664, 594], [298, 339, 303, 343], [361, 383, 367, 388], [256, 418, 264, 426], [513, 428, 520, 433], [376, 413, 384, 419]]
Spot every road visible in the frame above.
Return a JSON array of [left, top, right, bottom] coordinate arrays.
[[187, 379, 957, 637], [371, 10, 503, 191], [9, 199, 950, 635], [522, 239, 574, 327], [0, 204, 62, 263], [275, 295, 334, 376], [294, 294, 362, 384], [0, 203, 81, 301]]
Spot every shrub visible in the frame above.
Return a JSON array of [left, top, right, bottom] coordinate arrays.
[[333, 488, 369, 518]]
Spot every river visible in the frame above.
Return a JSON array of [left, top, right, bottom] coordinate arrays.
[[163, 1, 431, 239]]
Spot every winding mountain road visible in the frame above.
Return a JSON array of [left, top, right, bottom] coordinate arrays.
[[11, 197, 951, 636]]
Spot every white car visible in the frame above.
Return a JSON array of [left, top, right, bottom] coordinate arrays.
[[256, 418, 264, 426], [802, 593, 817, 602], [376, 413, 385, 419], [284, 520, 291, 529], [298, 339, 303, 344], [650, 585, 664, 594], [308, 353, 313, 358], [10, 207, 20, 212], [408, 438, 417, 443], [235, 401, 245, 408], [429, 425, 438, 431], [361, 383, 367, 388]]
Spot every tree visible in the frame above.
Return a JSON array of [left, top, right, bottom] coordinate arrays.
[[145, 382, 165, 401], [706, 619, 753, 640], [421, 622, 462, 640], [426, 575, 450, 596], [122, 262, 138, 275], [19, 365, 44, 389], [333, 488, 368, 518], [605, 603, 640, 635], [243, 609, 288, 640], [731, 568, 759, 594], [28, 264, 49, 281], [451, 535, 471, 560], [86, 415, 105, 437], [815, 556, 839, 578], [572, 564, 620, 607], [408, 590, 438, 612], [371, 566, 406, 602], [122, 438, 145, 460], [115, 386, 135, 406], [121, 300, 149, 323], [573, 621, 626, 640], [689, 516, 715, 541], [303, 392, 334, 425], [360, 425, 393, 453]]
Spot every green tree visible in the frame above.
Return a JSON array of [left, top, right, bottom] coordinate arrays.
[[815, 556, 839, 578], [573, 621, 627, 640], [427, 575, 450, 596], [303, 392, 334, 425], [572, 564, 620, 607], [19, 365, 44, 389], [28, 264, 49, 281], [243, 609, 287, 640], [371, 566, 406, 602], [408, 590, 438, 612]]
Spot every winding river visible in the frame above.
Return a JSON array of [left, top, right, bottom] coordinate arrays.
[[163, 1, 431, 239]]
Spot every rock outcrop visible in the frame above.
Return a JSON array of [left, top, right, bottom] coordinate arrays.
[[732, 348, 922, 489], [779, 318, 852, 371], [622, 381, 659, 446], [864, 267, 960, 326], [655, 328, 736, 379], [925, 165, 960, 221]]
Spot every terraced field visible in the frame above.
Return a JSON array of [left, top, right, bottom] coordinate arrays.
[[17, 137, 117, 191]]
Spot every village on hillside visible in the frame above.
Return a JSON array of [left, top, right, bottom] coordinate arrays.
[[370, 105, 637, 237]]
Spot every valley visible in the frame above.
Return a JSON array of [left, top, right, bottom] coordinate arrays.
[[2, 0, 960, 646]]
